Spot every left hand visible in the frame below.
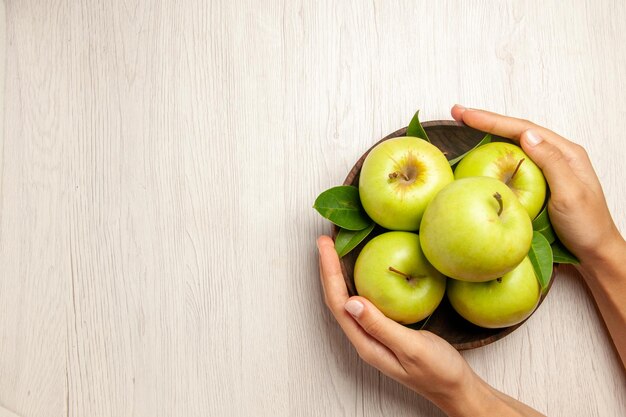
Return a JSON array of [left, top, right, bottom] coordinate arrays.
[[316, 235, 481, 411]]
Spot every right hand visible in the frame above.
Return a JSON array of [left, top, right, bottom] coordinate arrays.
[[451, 105, 625, 266]]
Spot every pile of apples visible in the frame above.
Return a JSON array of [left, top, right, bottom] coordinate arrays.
[[355, 135, 545, 329], [315, 114, 562, 329]]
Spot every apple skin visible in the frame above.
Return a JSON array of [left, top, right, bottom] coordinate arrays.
[[359, 137, 454, 231], [354, 231, 446, 324], [419, 177, 533, 282], [446, 257, 540, 328], [454, 142, 547, 219]]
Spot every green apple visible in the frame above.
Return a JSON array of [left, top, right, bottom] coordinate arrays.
[[454, 142, 546, 219], [354, 231, 446, 324], [419, 177, 533, 282], [359, 137, 454, 231], [447, 257, 540, 328]]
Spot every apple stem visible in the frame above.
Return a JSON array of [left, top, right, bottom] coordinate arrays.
[[388, 266, 413, 281], [493, 192, 503, 216], [506, 158, 525, 185], [389, 171, 410, 181], [496, 277, 503, 283]]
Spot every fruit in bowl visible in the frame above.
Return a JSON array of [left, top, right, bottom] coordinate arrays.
[[454, 142, 546, 219], [419, 176, 533, 282], [314, 111, 577, 349], [446, 256, 541, 328], [354, 231, 446, 325], [358, 137, 453, 231]]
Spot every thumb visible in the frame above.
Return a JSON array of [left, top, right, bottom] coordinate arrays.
[[344, 297, 417, 352], [520, 129, 581, 190]]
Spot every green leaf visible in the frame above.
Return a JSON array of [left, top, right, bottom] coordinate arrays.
[[334, 223, 375, 257], [313, 186, 372, 230], [406, 110, 430, 142], [532, 206, 556, 244], [532, 205, 549, 227], [448, 134, 492, 166], [551, 240, 580, 265], [528, 231, 553, 292], [534, 224, 556, 244]]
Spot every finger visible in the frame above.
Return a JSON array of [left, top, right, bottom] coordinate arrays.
[[519, 129, 583, 191], [451, 104, 466, 122], [453, 105, 576, 150], [461, 108, 537, 141], [317, 235, 348, 309], [317, 236, 408, 377], [344, 296, 425, 358]]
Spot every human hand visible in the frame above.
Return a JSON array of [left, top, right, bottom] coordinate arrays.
[[317, 235, 488, 415], [451, 105, 625, 267]]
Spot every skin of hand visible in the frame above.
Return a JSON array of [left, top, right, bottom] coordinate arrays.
[[450, 105, 624, 266], [451, 105, 626, 368], [317, 235, 544, 417]]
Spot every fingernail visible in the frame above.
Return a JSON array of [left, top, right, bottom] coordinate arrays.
[[344, 299, 364, 318], [525, 129, 543, 147], [453, 104, 468, 116]]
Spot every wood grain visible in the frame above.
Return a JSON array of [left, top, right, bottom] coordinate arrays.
[[0, 1, 625, 416], [0, 405, 21, 417]]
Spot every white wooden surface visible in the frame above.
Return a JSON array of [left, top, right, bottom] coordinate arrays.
[[0, 1, 625, 416]]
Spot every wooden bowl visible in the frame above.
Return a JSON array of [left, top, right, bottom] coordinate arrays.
[[333, 121, 557, 350]]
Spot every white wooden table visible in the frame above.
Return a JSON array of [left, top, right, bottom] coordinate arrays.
[[0, 1, 625, 416]]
